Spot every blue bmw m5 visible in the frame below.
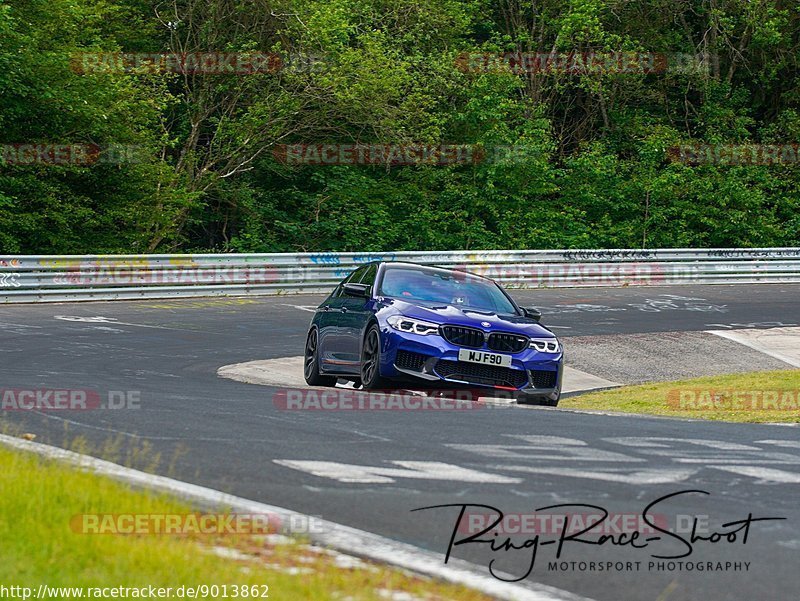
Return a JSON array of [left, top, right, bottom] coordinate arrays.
[[303, 261, 563, 405]]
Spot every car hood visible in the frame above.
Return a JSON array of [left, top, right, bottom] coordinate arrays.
[[381, 298, 556, 338]]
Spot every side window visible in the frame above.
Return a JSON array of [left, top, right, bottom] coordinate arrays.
[[358, 264, 378, 289], [334, 266, 366, 298]]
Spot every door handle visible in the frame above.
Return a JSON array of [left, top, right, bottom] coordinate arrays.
[[321, 306, 330, 312], [340, 306, 348, 313]]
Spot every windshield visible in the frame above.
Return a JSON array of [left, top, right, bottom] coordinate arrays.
[[378, 266, 518, 314]]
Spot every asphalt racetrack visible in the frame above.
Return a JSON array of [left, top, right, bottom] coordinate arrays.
[[2, 284, 799, 601]]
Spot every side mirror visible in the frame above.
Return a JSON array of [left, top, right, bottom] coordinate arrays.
[[343, 283, 370, 298], [523, 307, 542, 322]]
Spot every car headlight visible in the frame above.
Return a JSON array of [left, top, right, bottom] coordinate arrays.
[[529, 338, 560, 353], [387, 315, 440, 335]]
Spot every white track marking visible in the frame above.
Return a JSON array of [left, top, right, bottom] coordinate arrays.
[[450, 436, 800, 485], [498, 466, 699, 485], [449, 435, 643, 463], [281, 304, 318, 312], [604, 437, 800, 466], [605, 437, 761, 451], [54, 315, 186, 331], [273, 460, 522, 484], [757, 440, 800, 449], [507, 435, 588, 445], [0, 434, 590, 601], [711, 466, 800, 484], [55, 315, 120, 323], [706, 321, 798, 330], [672, 454, 800, 465]]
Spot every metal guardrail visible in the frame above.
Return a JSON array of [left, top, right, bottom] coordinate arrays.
[[1, 248, 799, 303]]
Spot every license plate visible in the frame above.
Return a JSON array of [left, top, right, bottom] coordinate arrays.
[[458, 349, 512, 367]]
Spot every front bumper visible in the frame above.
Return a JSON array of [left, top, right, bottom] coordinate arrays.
[[379, 327, 562, 399]]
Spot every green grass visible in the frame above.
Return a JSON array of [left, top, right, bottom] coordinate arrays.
[[561, 369, 800, 423], [0, 444, 492, 601]]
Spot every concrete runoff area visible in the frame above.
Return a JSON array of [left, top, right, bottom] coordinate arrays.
[[708, 326, 800, 368], [217, 356, 620, 398], [562, 330, 796, 385]]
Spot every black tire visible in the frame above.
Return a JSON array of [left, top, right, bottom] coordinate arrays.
[[303, 328, 337, 387], [360, 325, 392, 390], [516, 390, 560, 407]]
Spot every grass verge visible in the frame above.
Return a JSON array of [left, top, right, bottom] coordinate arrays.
[[561, 369, 800, 423], [0, 442, 492, 601]]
